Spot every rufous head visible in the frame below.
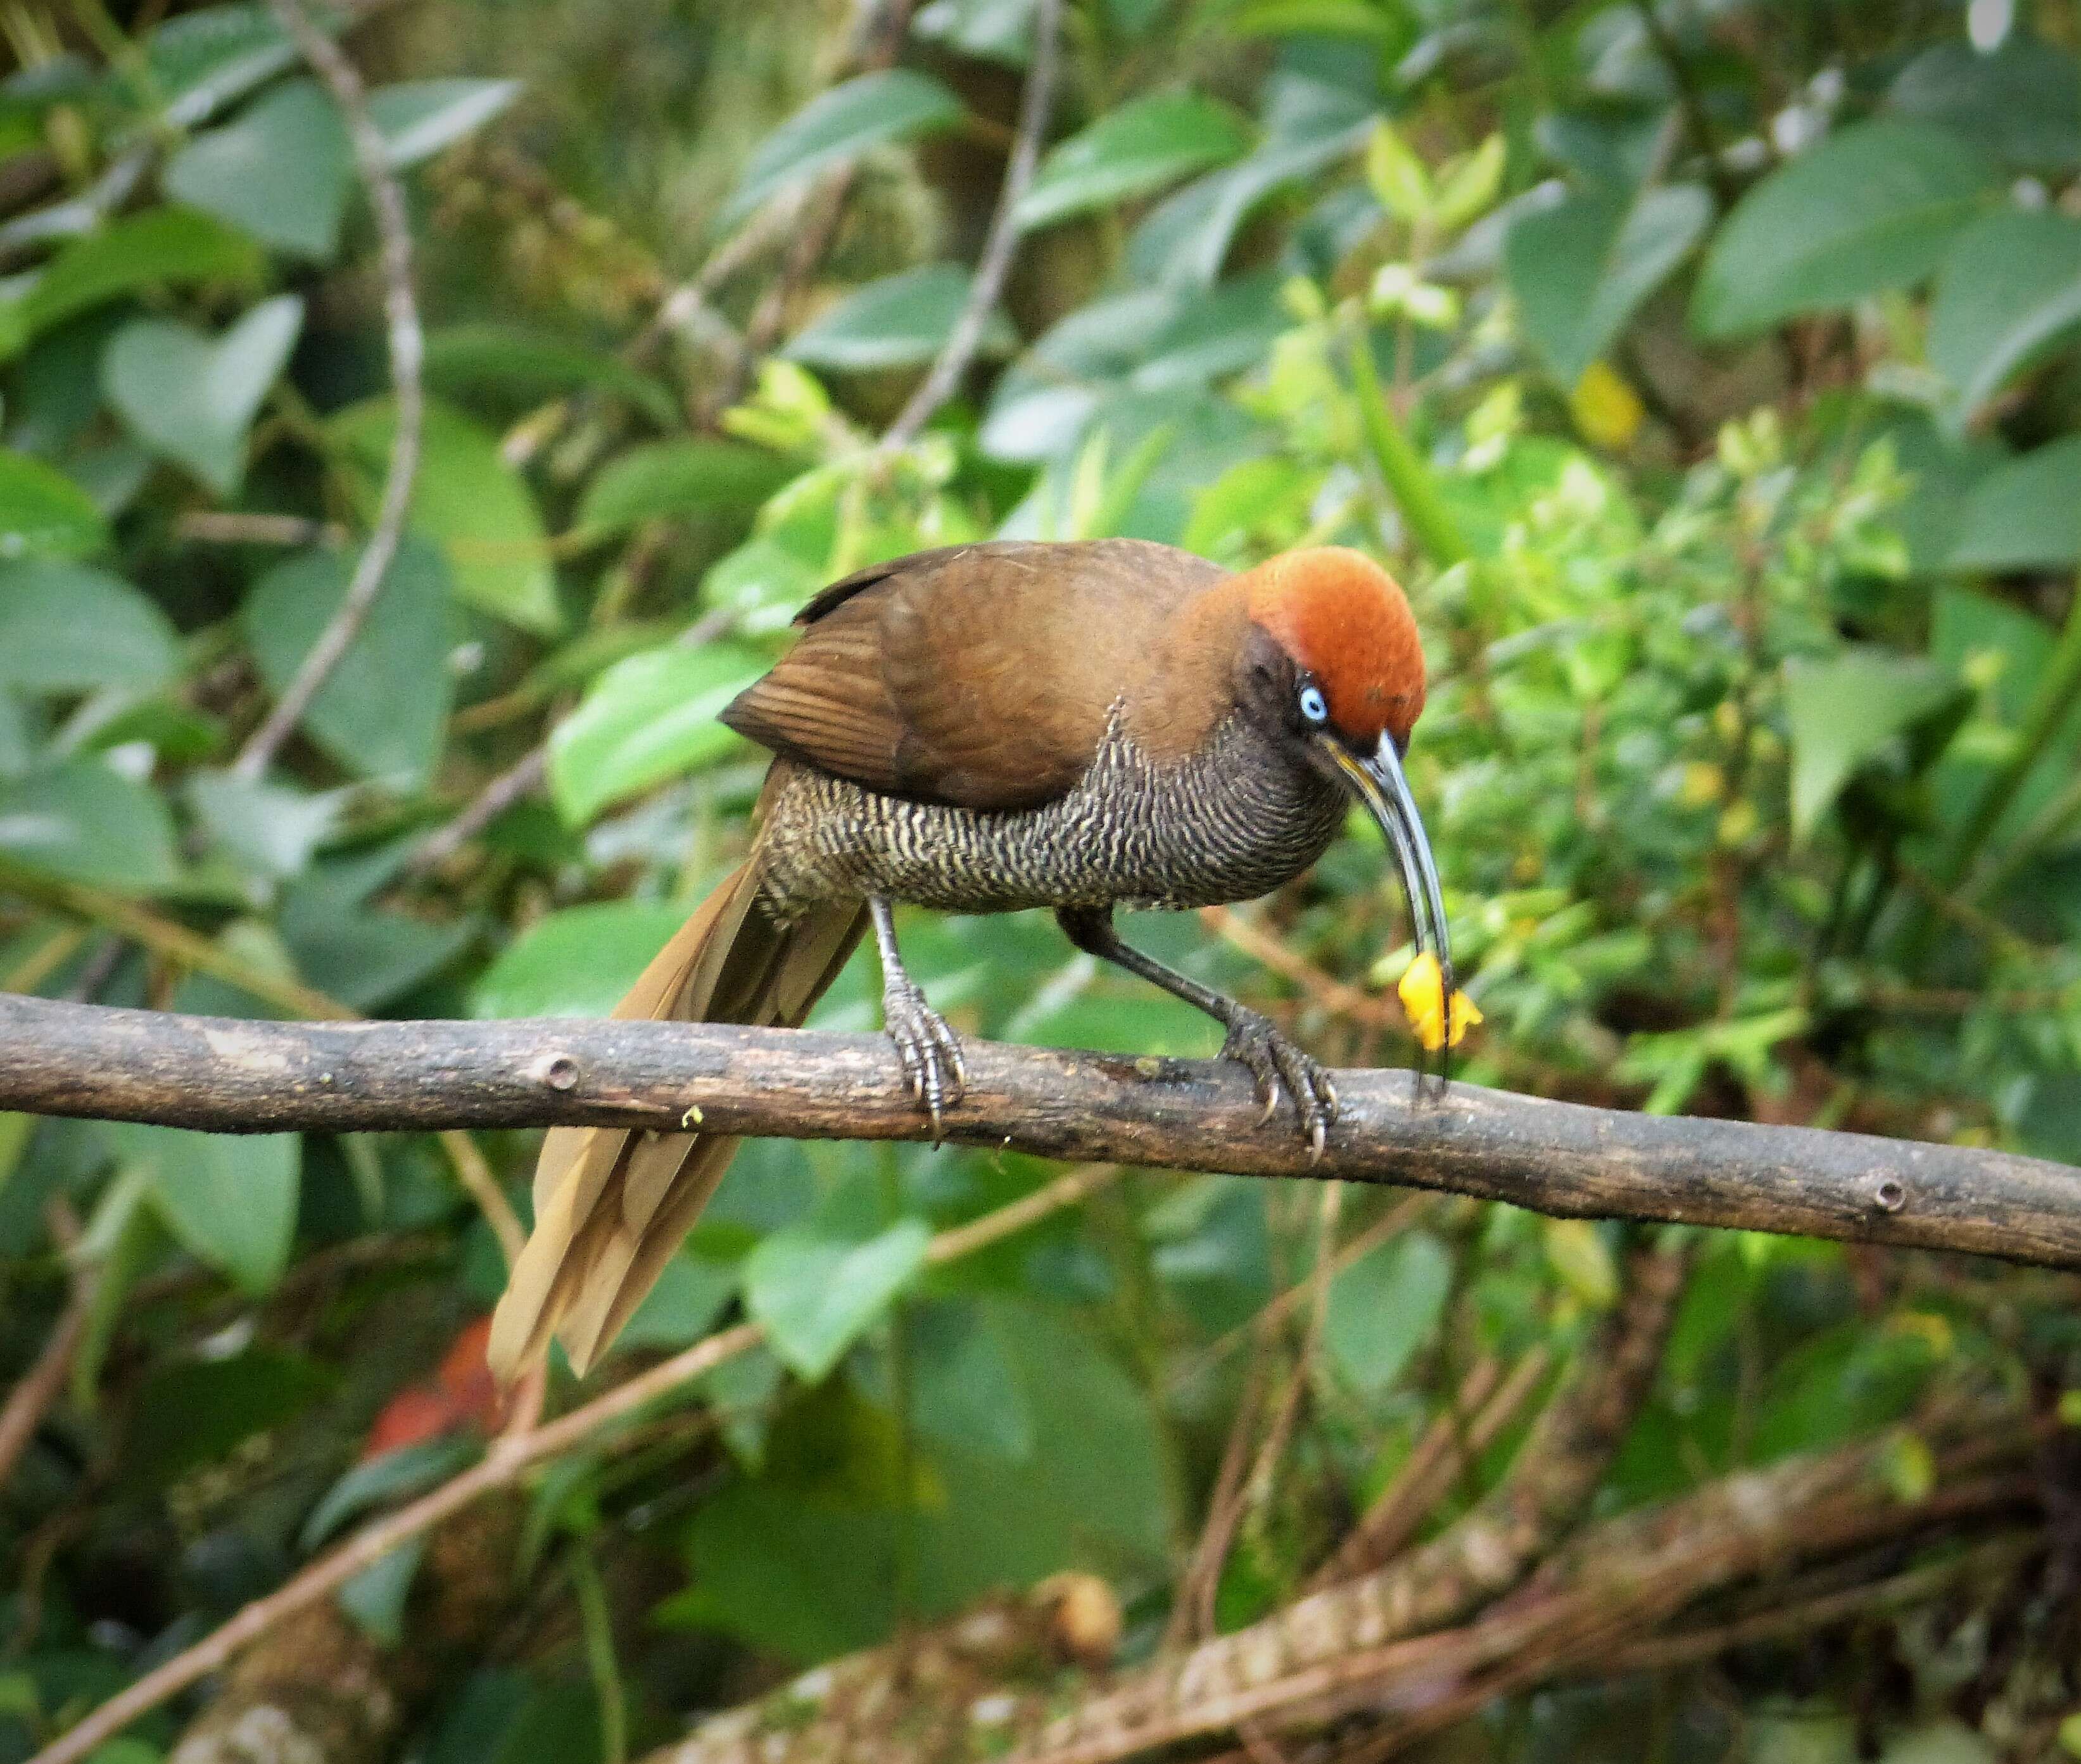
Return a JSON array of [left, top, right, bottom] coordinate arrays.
[[1243, 547, 1426, 749], [1231, 546, 1457, 1092]]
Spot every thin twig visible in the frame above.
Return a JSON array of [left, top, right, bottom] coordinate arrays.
[[404, 747, 549, 878], [30, 1160, 1107, 1764], [232, 0, 424, 782], [0, 1205, 94, 1495], [879, 0, 1059, 450], [177, 511, 349, 549]]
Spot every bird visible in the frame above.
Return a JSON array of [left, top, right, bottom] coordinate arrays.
[[489, 538, 1455, 1380]]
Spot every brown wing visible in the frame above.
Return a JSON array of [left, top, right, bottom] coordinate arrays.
[[719, 538, 1227, 810]]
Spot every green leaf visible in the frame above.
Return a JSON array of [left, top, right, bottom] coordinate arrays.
[[1, 208, 264, 356], [114, 1123, 301, 1293], [913, 0, 1037, 67], [163, 79, 352, 260], [1507, 183, 1712, 384], [1324, 1229, 1452, 1396], [1692, 121, 1997, 339], [471, 900, 686, 1019], [103, 295, 303, 495], [724, 69, 965, 226], [337, 1539, 424, 1646], [126, 1345, 330, 1484], [367, 79, 522, 169], [242, 539, 453, 788], [1543, 1219, 1619, 1308], [745, 1219, 932, 1383], [546, 642, 764, 824], [617, 1251, 738, 1352], [187, 771, 345, 881], [327, 397, 560, 634], [145, 3, 302, 129], [1016, 91, 1253, 231], [1947, 436, 2081, 572], [0, 560, 179, 694], [0, 758, 179, 888], [572, 440, 797, 539], [1784, 647, 1957, 840], [1929, 210, 2081, 426], [302, 1437, 479, 1549], [0, 452, 108, 560], [785, 263, 1014, 372], [904, 1300, 1034, 1461], [423, 322, 678, 427], [1888, 35, 2081, 173]]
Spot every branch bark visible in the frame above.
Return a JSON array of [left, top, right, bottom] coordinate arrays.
[[2, 994, 2077, 1269]]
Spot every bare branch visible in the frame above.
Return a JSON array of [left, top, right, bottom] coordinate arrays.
[[880, 0, 1061, 450], [232, 0, 425, 782], [1, 994, 2076, 1268]]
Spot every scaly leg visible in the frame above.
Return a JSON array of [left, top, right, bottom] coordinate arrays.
[[870, 896, 966, 1139], [1056, 904, 1338, 1158]]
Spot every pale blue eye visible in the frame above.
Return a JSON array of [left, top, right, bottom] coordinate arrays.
[[1298, 684, 1329, 725]]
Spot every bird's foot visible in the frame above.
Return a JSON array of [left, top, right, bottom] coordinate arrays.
[[1221, 1010, 1338, 1161], [883, 979, 966, 1142]]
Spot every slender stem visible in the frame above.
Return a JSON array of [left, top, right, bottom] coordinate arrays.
[[880, 0, 1061, 450], [232, 0, 424, 781]]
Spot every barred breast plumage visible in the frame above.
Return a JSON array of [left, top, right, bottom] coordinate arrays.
[[752, 707, 1348, 920]]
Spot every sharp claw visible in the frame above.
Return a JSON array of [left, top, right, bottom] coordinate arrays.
[[1258, 1081, 1282, 1126], [1319, 1076, 1339, 1122], [1308, 1116, 1327, 1164]]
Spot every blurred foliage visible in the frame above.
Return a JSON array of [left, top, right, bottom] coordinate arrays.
[[2, 1, 2080, 1760]]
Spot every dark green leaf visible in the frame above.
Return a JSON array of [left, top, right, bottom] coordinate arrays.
[[328, 397, 560, 634], [1325, 1229, 1452, 1395], [572, 440, 797, 538], [617, 1251, 738, 1352], [103, 295, 303, 495], [1507, 183, 1711, 383], [423, 323, 678, 426], [0, 758, 179, 887], [745, 1219, 932, 1382], [0, 561, 177, 692], [0, 453, 108, 559], [1947, 436, 2081, 572], [368, 79, 522, 168], [785, 263, 1015, 371], [1888, 35, 2081, 172], [243, 539, 455, 787], [125, 1345, 330, 1485], [1016, 91, 1253, 231], [471, 899, 686, 1018], [1, 208, 264, 356], [302, 1437, 479, 1549], [337, 1539, 424, 1645], [1692, 122, 1997, 338], [724, 69, 965, 226], [904, 1300, 1034, 1461], [163, 80, 351, 260], [1928, 210, 2081, 426], [546, 642, 764, 823], [113, 1122, 301, 1292]]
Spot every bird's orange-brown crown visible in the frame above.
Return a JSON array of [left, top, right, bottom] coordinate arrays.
[[1243, 548, 1426, 746]]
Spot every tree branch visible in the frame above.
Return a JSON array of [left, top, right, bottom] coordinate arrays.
[[1, 994, 2075, 1266], [232, 0, 425, 782]]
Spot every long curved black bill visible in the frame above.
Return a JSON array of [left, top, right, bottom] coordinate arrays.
[[1322, 732, 1455, 1097]]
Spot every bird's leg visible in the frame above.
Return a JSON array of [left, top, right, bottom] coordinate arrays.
[[869, 896, 966, 1140], [1056, 905, 1338, 1158]]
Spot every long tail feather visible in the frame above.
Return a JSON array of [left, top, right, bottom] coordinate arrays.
[[489, 861, 865, 1380]]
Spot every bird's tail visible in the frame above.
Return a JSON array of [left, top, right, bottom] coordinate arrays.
[[488, 859, 866, 1380]]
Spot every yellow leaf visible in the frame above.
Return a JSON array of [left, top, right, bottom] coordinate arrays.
[[1396, 953, 1483, 1052], [1569, 361, 1643, 450]]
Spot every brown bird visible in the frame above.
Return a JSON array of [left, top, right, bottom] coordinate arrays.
[[490, 539, 1453, 1379]]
